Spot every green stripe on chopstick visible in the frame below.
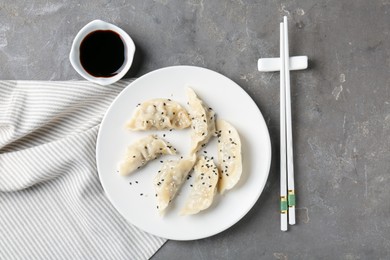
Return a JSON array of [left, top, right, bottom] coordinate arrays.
[[280, 196, 288, 213], [288, 191, 296, 207]]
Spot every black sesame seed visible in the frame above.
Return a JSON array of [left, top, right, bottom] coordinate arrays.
[[163, 134, 166, 137], [190, 184, 193, 187], [203, 120, 206, 123], [160, 161, 163, 163], [155, 194, 158, 197], [202, 182, 205, 185], [203, 151, 207, 153], [168, 99, 171, 101], [169, 129, 173, 131], [229, 130, 231, 134], [140, 193, 143, 196], [144, 146, 147, 149], [135, 181, 138, 184], [157, 206, 159, 209], [163, 103, 166, 106], [129, 182, 132, 185], [209, 185, 212, 188]]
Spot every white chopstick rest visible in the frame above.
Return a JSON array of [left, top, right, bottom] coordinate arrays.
[[257, 16, 308, 231], [279, 22, 288, 232], [257, 56, 308, 72], [283, 16, 296, 225]]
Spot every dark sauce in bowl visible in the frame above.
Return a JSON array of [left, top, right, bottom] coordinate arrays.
[[80, 30, 125, 77]]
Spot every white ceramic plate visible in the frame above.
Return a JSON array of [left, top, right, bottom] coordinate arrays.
[[96, 66, 271, 240]]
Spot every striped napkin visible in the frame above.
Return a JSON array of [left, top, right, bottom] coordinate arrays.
[[0, 80, 166, 259]]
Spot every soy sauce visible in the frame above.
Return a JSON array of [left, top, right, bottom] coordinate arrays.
[[80, 30, 125, 77]]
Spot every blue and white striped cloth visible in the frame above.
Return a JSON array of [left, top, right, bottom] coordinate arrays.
[[0, 80, 166, 259]]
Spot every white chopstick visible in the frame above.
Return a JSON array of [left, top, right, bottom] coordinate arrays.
[[283, 16, 296, 225], [279, 21, 288, 232]]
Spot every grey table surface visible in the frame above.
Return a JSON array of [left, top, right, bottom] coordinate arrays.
[[1, 0, 389, 259]]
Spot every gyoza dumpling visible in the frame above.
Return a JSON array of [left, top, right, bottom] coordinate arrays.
[[154, 155, 196, 214], [216, 119, 242, 194], [118, 135, 176, 176], [126, 98, 191, 130], [181, 156, 219, 215], [187, 87, 216, 154]]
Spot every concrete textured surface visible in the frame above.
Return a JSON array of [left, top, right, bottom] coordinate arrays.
[[1, 0, 389, 259]]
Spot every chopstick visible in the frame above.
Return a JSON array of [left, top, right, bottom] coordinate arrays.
[[279, 21, 288, 232], [280, 16, 296, 231], [283, 16, 296, 225]]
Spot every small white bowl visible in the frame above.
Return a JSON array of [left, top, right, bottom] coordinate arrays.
[[69, 20, 135, 85]]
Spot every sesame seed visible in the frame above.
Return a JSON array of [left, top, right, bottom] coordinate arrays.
[[203, 151, 207, 153], [229, 130, 231, 134], [155, 194, 158, 197], [190, 184, 193, 187], [135, 181, 138, 184], [157, 206, 159, 209], [202, 182, 205, 185], [209, 185, 212, 188], [203, 120, 206, 123], [140, 193, 143, 196], [163, 103, 166, 106], [129, 182, 132, 185], [144, 146, 147, 149], [160, 161, 163, 163], [169, 129, 173, 131], [168, 99, 171, 101], [163, 134, 166, 137]]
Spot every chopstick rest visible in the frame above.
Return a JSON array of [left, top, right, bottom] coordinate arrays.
[[257, 56, 308, 72]]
